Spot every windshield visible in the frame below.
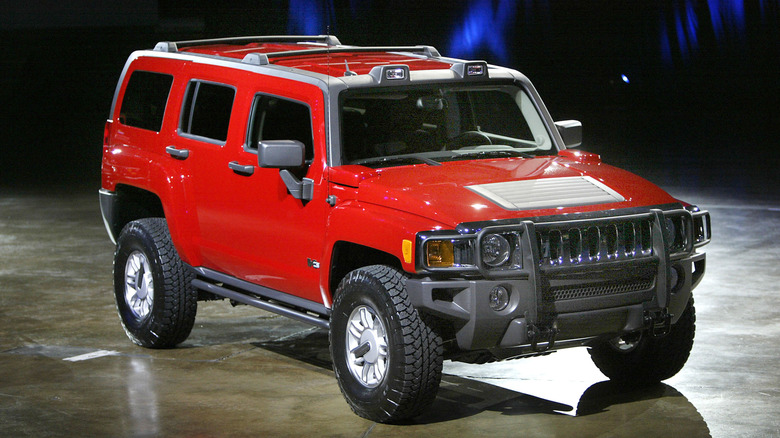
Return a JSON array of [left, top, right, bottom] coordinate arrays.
[[340, 84, 554, 168]]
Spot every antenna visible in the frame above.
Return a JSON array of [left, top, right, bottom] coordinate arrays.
[[326, 23, 333, 208], [344, 60, 357, 76]]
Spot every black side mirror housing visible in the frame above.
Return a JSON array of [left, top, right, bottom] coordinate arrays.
[[554, 120, 582, 148], [257, 140, 305, 168], [256, 140, 312, 201]]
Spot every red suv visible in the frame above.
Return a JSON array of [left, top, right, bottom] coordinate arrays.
[[100, 35, 711, 422]]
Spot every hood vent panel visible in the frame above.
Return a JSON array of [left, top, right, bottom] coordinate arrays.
[[466, 176, 625, 211]]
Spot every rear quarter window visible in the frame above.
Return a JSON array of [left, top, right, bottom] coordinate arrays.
[[119, 70, 174, 132]]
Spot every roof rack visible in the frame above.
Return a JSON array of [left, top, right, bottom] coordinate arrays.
[[153, 35, 442, 67], [239, 45, 441, 66], [153, 35, 342, 53]]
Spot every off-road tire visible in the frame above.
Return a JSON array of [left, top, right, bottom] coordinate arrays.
[[330, 265, 443, 423], [589, 298, 696, 384], [113, 218, 197, 348]]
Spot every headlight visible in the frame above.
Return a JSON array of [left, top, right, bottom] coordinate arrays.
[[478, 231, 524, 270], [663, 212, 693, 255], [425, 240, 454, 268], [482, 234, 510, 267], [420, 228, 525, 273], [691, 209, 711, 247], [423, 238, 475, 269]]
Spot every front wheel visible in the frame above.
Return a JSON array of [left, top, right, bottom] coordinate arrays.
[[113, 218, 197, 348], [589, 298, 696, 384], [330, 265, 443, 423]]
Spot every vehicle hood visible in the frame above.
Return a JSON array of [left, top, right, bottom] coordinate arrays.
[[336, 156, 678, 228]]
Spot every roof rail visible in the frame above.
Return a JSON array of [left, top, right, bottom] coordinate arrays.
[[258, 45, 441, 61], [151, 37, 444, 69], [153, 35, 342, 53]]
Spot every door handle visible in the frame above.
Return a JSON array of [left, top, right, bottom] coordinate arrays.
[[229, 161, 255, 176], [166, 146, 190, 159]]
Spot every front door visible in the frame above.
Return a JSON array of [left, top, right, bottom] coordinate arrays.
[[180, 71, 329, 305]]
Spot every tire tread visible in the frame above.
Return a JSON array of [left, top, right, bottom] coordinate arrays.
[[114, 218, 196, 349]]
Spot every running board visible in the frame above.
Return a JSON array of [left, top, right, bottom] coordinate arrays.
[[191, 267, 330, 330]]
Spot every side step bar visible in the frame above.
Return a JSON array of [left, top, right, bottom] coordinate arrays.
[[191, 267, 330, 330]]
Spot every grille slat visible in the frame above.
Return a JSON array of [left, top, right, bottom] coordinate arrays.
[[537, 217, 655, 267]]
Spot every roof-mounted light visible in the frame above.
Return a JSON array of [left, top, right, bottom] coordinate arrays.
[[467, 64, 484, 76], [451, 61, 489, 80], [368, 65, 411, 85], [385, 67, 406, 80]]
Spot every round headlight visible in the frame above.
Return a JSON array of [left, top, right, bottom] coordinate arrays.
[[665, 217, 676, 243], [482, 234, 510, 267]]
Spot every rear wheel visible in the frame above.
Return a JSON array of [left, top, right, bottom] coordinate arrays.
[[113, 218, 197, 348], [330, 265, 443, 423], [589, 298, 696, 384]]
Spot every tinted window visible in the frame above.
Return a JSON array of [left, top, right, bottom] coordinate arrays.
[[247, 95, 314, 161], [119, 71, 173, 131], [180, 81, 235, 142], [459, 90, 534, 141], [340, 84, 553, 167]]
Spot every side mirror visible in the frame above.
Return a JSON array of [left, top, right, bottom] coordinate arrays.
[[256, 140, 312, 201], [257, 140, 305, 168], [554, 120, 582, 148]]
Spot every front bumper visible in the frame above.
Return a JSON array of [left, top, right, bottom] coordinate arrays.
[[407, 208, 709, 359]]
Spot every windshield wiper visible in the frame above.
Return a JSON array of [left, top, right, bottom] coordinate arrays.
[[356, 154, 441, 168], [452, 149, 533, 159]]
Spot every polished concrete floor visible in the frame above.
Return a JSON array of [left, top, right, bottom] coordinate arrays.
[[1, 183, 778, 437]]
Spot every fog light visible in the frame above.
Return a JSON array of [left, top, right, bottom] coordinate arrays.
[[489, 286, 509, 312]]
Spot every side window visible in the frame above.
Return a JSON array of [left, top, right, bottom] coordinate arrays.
[[180, 81, 236, 143], [119, 71, 173, 132], [247, 95, 314, 162]]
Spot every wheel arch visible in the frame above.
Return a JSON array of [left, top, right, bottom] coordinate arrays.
[[322, 201, 451, 304], [101, 181, 201, 266], [101, 184, 165, 243], [328, 241, 402, 300]]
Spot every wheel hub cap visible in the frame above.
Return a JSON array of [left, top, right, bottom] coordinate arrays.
[[124, 251, 154, 320], [346, 305, 388, 388]]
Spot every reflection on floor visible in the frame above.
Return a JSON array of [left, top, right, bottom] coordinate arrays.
[[0, 183, 777, 437]]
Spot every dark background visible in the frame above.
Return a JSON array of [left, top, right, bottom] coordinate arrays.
[[1, 0, 778, 200]]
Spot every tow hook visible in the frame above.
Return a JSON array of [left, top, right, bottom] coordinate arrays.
[[645, 309, 673, 337], [528, 324, 558, 352]]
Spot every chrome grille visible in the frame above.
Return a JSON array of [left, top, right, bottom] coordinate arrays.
[[536, 217, 655, 267]]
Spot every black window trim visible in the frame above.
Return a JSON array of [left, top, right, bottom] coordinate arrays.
[[243, 92, 315, 158], [178, 79, 237, 146], [118, 69, 174, 133]]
